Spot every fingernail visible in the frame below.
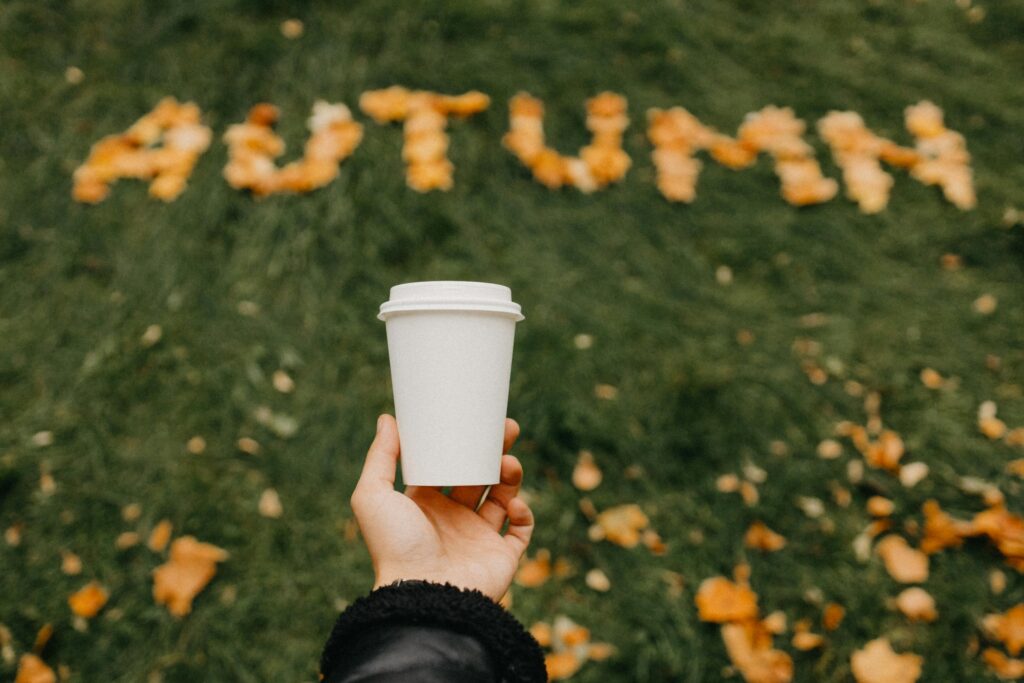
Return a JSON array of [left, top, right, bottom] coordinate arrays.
[[376, 415, 385, 433]]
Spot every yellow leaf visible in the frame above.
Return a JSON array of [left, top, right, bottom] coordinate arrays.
[[851, 638, 922, 683]]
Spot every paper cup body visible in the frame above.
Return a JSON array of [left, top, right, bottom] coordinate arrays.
[[379, 282, 523, 486]]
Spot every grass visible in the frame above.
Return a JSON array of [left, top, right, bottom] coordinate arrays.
[[1, 0, 1023, 680]]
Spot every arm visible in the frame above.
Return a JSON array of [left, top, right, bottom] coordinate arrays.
[[319, 415, 546, 683]]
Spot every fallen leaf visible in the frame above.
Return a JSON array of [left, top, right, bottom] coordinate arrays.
[[920, 368, 944, 389], [980, 417, 1008, 440], [792, 631, 824, 651], [272, 369, 295, 393], [60, 551, 82, 576], [258, 488, 284, 518], [594, 504, 649, 548], [895, 587, 938, 622], [867, 496, 894, 517], [823, 602, 846, 631], [545, 651, 582, 680], [121, 503, 142, 521], [740, 481, 760, 506], [68, 581, 108, 618], [721, 621, 794, 683], [237, 437, 261, 455], [762, 611, 787, 634], [585, 568, 611, 592], [817, 439, 843, 459], [973, 294, 997, 315], [148, 519, 173, 552], [982, 648, 1024, 680], [32, 623, 53, 654], [14, 654, 55, 683], [152, 536, 229, 617], [140, 324, 163, 347], [876, 535, 929, 583], [695, 576, 759, 623], [594, 383, 618, 400], [990, 569, 1007, 595], [920, 500, 969, 554], [115, 531, 140, 549], [982, 604, 1024, 656], [717, 473, 741, 492], [851, 638, 922, 683], [515, 549, 551, 587], [529, 621, 552, 647], [899, 462, 929, 488], [280, 18, 304, 39], [641, 528, 667, 555], [745, 522, 787, 552], [572, 450, 602, 491]]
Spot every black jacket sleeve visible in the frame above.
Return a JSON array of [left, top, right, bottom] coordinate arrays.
[[319, 581, 547, 683]]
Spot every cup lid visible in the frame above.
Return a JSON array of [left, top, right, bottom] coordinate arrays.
[[378, 281, 524, 321]]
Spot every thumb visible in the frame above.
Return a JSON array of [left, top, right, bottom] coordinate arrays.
[[356, 415, 401, 492]]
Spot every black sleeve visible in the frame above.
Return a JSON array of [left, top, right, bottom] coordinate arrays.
[[319, 581, 547, 683]]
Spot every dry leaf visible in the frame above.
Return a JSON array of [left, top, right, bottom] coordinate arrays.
[[867, 496, 894, 517], [121, 503, 142, 521], [982, 604, 1024, 656], [545, 651, 582, 680], [60, 551, 82, 576], [152, 536, 229, 617], [594, 504, 649, 548], [792, 631, 824, 651], [973, 294, 998, 315], [695, 576, 759, 623], [115, 531, 140, 549], [572, 450, 602, 491], [740, 481, 760, 506], [32, 624, 53, 654], [745, 522, 787, 552], [990, 570, 1007, 595], [721, 621, 794, 683], [982, 648, 1024, 680], [258, 488, 283, 518], [594, 383, 618, 400], [68, 581, 108, 618], [876, 535, 929, 583], [14, 654, 55, 683], [272, 370, 295, 393], [823, 602, 846, 631], [817, 439, 843, 459], [148, 519, 173, 552], [237, 437, 261, 455], [920, 368, 944, 389], [280, 19, 304, 39], [920, 500, 968, 554], [642, 528, 667, 555], [895, 587, 938, 622], [515, 549, 551, 587], [851, 638, 922, 683], [585, 568, 611, 592], [762, 611, 787, 635], [717, 473, 741, 492], [529, 621, 552, 647], [899, 462, 929, 488], [967, 506, 1024, 569]]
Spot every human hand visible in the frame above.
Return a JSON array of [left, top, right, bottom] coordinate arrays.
[[350, 414, 535, 602]]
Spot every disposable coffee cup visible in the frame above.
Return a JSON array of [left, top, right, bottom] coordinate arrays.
[[378, 281, 524, 486]]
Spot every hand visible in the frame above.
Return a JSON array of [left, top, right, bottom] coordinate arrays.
[[350, 414, 535, 602]]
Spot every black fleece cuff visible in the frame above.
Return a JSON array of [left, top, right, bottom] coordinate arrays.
[[320, 581, 546, 683]]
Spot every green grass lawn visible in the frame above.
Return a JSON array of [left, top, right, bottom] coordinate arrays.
[[2, 0, 1023, 680]]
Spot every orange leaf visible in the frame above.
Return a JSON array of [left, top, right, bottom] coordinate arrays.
[[866, 496, 894, 518], [14, 654, 55, 683], [571, 450, 602, 491], [792, 631, 824, 651], [919, 500, 968, 554], [982, 604, 1024, 656], [875, 535, 929, 583], [745, 522, 787, 552], [529, 621, 552, 648], [895, 587, 938, 622], [147, 519, 173, 553], [850, 638, 922, 683], [982, 648, 1024, 680], [152, 536, 228, 617], [594, 504, 649, 548], [721, 621, 794, 683], [515, 549, 551, 588], [68, 581, 108, 618], [545, 651, 582, 680], [823, 602, 846, 631], [695, 576, 759, 623]]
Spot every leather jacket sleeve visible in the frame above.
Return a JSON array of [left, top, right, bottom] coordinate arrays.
[[319, 581, 547, 683]]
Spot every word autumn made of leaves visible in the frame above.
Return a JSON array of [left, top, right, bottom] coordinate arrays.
[[72, 87, 977, 213]]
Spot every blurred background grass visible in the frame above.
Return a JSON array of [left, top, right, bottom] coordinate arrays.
[[1, 0, 1023, 680]]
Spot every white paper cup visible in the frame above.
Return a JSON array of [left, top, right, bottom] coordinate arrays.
[[379, 281, 524, 486]]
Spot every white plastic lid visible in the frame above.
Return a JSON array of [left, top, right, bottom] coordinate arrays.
[[378, 281, 524, 321]]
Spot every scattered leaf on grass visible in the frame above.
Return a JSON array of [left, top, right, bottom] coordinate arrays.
[[258, 488, 283, 518], [60, 551, 82, 575], [740, 481, 759, 506], [592, 504, 649, 548], [721, 620, 794, 683], [982, 648, 1024, 680], [823, 603, 846, 631], [140, 324, 163, 347], [982, 604, 1024, 656], [967, 506, 1024, 571], [115, 531, 140, 549], [695, 576, 759, 623], [5, 524, 23, 547], [121, 503, 141, 522], [515, 549, 551, 587], [895, 587, 938, 622], [851, 638, 922, 683], [899, 462, 929, 488], [148, 520, 173, 552], [572, 450, 602, 491], [817, 439, 842, 459], [68, 581, 108, 618], [990, 570, 1007, 595], [152, 536, 229, 617], [867, 496, 894, 517], [237, 437, 261, 455], [14, 654, 55, 683], [594, 384, 618, 400], [32, 624, 53, 653], [272, 370, 295, 393], [185, 436, 206, 454], [545, 651, 582, 680], [745, 522, 787, 552], [876, 535, 929, 583], [585, 568, 611, 592], [717, 473, 740, 492], [280, 19, 304, 38], [792, 631, 824, 651], [920, 368, 944, 389], [973, 294, 998, 315], [31, 432, 54, 448], [920, 500, 968, 554], [529, 621, 552, 647]]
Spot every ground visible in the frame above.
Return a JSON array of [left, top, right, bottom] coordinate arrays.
[[1, 0, 1023, 681]]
